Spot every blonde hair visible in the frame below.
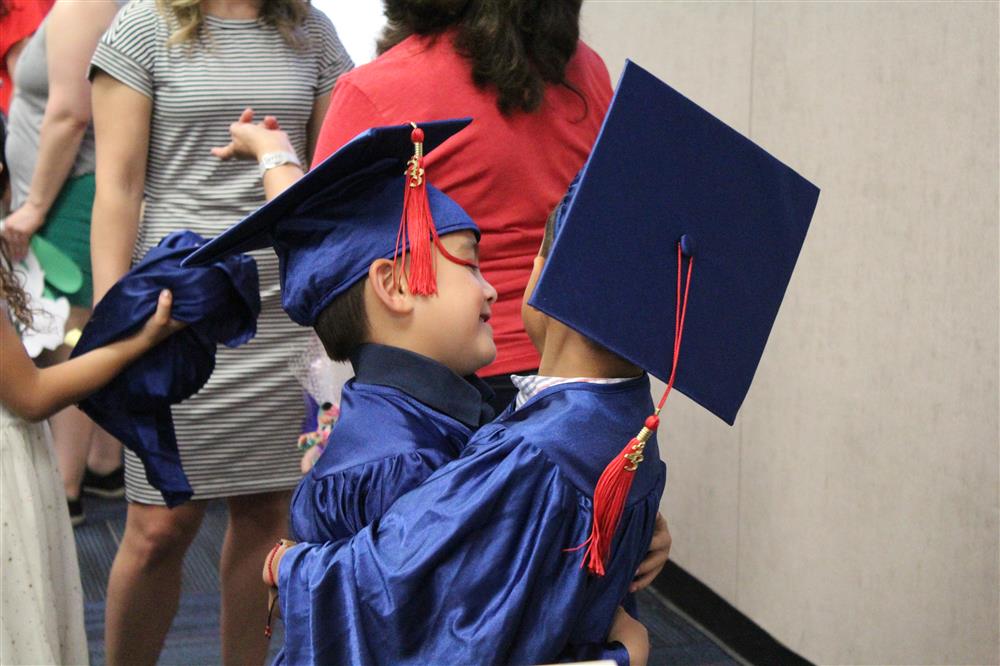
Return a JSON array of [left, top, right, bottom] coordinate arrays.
[[157, 0, 310, 48]]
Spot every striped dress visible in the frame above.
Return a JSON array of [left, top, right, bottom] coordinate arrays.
[[89, 0, 353, 503]]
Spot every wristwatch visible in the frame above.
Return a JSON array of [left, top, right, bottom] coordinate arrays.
[[258, 151, 302, 178]]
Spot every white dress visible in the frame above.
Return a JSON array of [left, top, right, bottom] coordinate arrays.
[[0, 340, 88, 664]]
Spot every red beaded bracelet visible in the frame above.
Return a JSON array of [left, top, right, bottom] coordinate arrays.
[[265, 541, 283, 588]]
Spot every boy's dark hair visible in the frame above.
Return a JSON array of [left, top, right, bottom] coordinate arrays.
[[314, 278, 369, 361], [539, 206, 559, 259], [537, 205, 638, 370], [377, 0, 585, 116]]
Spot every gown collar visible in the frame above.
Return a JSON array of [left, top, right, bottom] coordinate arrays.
[[350, 344, 495, 428]]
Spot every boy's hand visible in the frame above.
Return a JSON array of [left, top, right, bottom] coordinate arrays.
[[211, 107, 294, 162], [608, 606, 649, 666], [135, 290, 186, 348], [631, 511, 671, 593]]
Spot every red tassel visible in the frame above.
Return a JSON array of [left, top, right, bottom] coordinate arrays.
[[574, 415, 660, 576], [394, 125, 441, 296], [570, 243, 694, 577]]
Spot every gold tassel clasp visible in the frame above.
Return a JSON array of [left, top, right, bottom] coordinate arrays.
[[407, 122, 424, 187]]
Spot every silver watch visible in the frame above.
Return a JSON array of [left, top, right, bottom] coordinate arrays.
[[258, 151, 302, 178]]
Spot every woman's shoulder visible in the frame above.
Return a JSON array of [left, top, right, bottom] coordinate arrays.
[[114, 0, 165, 26], [568, 40, 613, 89], [103, 0, 168, 42], [341, 33, 455, 83], [302, 4, 337, 35]]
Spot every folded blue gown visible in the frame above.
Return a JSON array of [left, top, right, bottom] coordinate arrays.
[[72, 230, 260, 506]]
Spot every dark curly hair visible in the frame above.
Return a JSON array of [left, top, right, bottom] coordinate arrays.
[[0, 237, 33, 329], [377, 0, 584, 115]]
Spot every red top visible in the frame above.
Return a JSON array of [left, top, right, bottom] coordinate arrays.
[[313, 33, 613, 377], [0, 0, 54, 114]]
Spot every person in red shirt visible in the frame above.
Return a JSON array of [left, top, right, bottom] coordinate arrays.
[[0, 0, 54, 116], [312, 0, 613, 411]]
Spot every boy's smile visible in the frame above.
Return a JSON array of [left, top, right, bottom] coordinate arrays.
[[410, 230, 498, 377]]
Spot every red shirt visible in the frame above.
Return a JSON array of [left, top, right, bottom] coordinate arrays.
[[313, 33, 613, 377], [0, 0, 54, 114]]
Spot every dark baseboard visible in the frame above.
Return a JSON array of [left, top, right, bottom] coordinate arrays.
[[652, 561, 813, 666]]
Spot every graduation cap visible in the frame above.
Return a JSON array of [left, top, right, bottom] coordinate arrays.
[[183, 119, 480, 326], [72, 230, 260, 506], [531, 60, 820, 574]]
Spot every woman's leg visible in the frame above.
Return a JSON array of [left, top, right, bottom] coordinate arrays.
[[86, 425, 124, 476], [104, 500, 207, 666], [220, 490, 291, 666]]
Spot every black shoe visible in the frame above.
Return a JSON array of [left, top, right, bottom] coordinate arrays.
[[67, 497, 85, 527], [82, 466, 125, 499]]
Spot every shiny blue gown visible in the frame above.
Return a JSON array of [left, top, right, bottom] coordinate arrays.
[[279, 375, 665, 665], [289, 344, 493, 544]]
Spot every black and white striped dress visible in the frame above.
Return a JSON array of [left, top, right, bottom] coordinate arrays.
[[90, 0, 353, 504]]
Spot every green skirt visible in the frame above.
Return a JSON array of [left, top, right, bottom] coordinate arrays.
[[37, 173, 95, 307]]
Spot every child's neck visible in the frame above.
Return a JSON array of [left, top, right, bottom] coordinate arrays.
[[536, 321, 641, 379]]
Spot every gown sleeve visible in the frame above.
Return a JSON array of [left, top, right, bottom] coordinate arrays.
[[288, 447, 458, 543], [278, 424, 659, 666]]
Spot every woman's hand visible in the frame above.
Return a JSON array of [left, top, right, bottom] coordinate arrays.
[[211, 107, 294, 162], [1, 202, 46, 261], [608, 606, 649, 666], [132, 289, 186, 348]]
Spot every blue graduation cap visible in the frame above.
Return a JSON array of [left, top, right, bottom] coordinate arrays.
[[72, 230, 260, 506], [531, 60, 819, 575], [530, 59, 819, 426], [183, 119, 480, 326]]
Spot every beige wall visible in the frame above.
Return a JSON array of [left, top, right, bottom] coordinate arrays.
[[581, 2, 999, 664]]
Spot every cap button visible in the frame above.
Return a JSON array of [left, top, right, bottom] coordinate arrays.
[[679, 234, 696, 257]]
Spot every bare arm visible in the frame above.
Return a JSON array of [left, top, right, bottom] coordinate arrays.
[[1, 290, 183, 422], [607, 606, 649, 666], [0, 0, 120, 261], [90, 72, 151, 304], [211, 92, 330, 202]]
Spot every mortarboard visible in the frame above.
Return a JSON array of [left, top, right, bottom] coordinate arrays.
[[72, 230, 260, 506], [531, 60, 820, 573], [182, 119, 480, 326]]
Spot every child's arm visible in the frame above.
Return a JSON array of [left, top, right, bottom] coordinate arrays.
[[1, 290, 184, 422], [211, 108, 304, 201], [607, 606, 649, 666], [630, 511, 671, 593]]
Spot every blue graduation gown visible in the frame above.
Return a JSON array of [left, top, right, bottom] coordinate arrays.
[[289, 344, 495, 544], [279, 375, 665, 665]]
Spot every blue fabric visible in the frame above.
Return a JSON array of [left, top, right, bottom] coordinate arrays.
[[277, 377, 665, 665], [182, 119, 481, 326], [72, 230, 260, 506], [530, 60, 820, 425]]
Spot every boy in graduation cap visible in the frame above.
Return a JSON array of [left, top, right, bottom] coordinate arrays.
[[188, 118, 652, 662], [265, 60, 819, 665], [187, 119, 503, 543]]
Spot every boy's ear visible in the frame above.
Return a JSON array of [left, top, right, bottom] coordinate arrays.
[[523, 255, 546, 303], [368, 258, 414, 315]]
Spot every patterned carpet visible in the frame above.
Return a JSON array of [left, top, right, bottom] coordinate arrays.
[[75, 497, 738, 665]]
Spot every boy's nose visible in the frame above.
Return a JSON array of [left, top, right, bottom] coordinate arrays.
[[483, 278, 498, 304]]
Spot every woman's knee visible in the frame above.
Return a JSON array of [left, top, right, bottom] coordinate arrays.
[[120, 502, 205, 566]]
